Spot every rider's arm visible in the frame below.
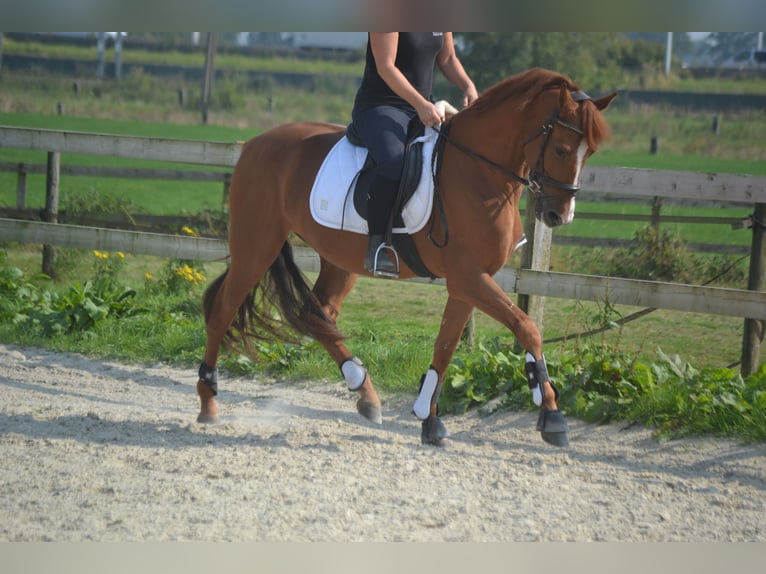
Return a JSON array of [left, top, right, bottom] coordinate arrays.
[[368, 32, 444, 127], [436, 33, 478, 108]]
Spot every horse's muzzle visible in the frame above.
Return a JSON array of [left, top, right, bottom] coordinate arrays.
[[535, 194, 576, 228]]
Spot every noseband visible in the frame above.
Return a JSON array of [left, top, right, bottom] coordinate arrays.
[[435, 89, 592, 200]]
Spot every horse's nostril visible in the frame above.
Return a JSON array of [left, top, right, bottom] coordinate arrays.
[[547, 211, 562, 226]]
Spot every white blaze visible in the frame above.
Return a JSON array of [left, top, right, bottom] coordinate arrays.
[[565, 140, 589, 224]]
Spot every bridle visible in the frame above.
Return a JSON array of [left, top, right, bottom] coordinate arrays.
[[433, 89, 592, 199], [426, 88, 592, 248]]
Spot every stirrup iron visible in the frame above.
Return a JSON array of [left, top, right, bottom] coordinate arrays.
[[370, 242, 399, 278]]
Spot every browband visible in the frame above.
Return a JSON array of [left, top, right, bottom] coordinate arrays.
[[570, 90, 592, 102]]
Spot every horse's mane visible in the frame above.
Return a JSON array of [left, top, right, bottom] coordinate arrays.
[[470, 68, 573, 112], [462, 67, 611, 150]]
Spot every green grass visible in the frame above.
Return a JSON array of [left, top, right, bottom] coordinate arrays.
[[0, 112, 251, 215], [0, 111, 258, 141], [549, 201, 752, 247], [1, 246, 745, 375], [671, 75, 766, 94], [1, 36, 365, 77], [591, 150, 766, 174]]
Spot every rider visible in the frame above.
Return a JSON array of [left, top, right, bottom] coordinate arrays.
[[351, 32, 478, 277]]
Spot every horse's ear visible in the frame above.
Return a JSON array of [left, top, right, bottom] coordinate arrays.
[[593, 92, 618, 111]]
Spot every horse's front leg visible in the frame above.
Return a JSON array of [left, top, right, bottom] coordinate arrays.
[[446, 271, 569, 447], [414, 296, 474, 445]]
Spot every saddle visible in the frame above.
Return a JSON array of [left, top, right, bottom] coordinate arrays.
[[344, 118, 427, 229], [309, 118, 443, 278]]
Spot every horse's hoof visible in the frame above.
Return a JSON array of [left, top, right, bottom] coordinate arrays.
[[536, 409, 569, 447], [357, 400, 383, 425], [421, 416, 449, 446], [196, 412, 220, 424]]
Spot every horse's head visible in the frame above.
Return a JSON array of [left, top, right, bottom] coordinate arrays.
[[524, 83, 616, 228]]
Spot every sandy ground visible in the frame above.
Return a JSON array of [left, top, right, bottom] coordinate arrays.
[[0, 343, 764, 542]]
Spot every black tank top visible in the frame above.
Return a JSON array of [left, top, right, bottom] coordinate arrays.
[[353, 32, 444, 111]]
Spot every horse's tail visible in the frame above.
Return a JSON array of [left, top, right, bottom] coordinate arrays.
[[202, 242, 344, 358]]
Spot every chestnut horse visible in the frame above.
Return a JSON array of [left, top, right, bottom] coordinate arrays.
[[197, 68, 615, 446]]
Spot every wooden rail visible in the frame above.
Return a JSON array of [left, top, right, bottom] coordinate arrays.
[[0, 126, 241, 167], [0, 160, 231, 211], [0, 161, 753, 255]]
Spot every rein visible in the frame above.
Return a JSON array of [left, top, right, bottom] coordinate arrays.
[[433, 89, 592, 198], [427, 121, 451, 248], [432, 122, 530, 188]]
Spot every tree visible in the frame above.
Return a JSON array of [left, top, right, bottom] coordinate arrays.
[[453, 33, 665, 95], [626, 32, 695, 61], [701, 32, 761, 63]]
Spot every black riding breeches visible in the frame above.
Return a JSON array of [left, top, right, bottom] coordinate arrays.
[[351, 105, 417, 235]]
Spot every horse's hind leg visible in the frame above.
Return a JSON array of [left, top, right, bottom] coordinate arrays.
[[312, 258, 382, 424], [197, 237, 286, 423]]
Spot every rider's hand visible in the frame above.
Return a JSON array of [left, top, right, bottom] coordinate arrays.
[[462, 85, 479, 108], [416, 100, 445, 128]]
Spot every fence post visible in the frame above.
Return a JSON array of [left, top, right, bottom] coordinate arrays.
[[114, 34, 123, 80], [96, 32, 105, 79], [515, 193, 552, 350], [740, 202, 766, 376], [16, 163, 27, 208], [201, 32, 217, 125], [461, 311, 476, 347], [651, 196, 662, 231], [42, 152, 60, 278], [222, 172, 231, 211]]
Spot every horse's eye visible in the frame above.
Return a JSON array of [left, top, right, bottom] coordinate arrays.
[[554, 146, 569, 159]]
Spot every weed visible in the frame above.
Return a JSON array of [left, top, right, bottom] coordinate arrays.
[[0, 250, 145, 337]]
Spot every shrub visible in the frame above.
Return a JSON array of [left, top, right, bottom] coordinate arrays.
[[609, 226, 691, 282], [440, 335, 766, 442], [0, 250, 145, 337], [441, 338, 529, 415], [568, 225, 748, 287]]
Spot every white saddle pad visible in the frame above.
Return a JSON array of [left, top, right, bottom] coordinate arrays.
[[309, 128, 439, 235]]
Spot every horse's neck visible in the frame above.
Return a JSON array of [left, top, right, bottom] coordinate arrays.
[[445, 112, 528, 199]]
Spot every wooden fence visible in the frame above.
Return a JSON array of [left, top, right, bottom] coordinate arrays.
[[0, 160, 231, 208], [1, 126, 764, 374], [0, 161, 754, 255]]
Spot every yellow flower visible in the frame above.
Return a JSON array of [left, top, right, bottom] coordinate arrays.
[[93, 250, 109, 260], [171, 262, 205, 286], [180, 226, 200, 238], [144, 272, 154, 280], [116, 252, 125, 260]]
